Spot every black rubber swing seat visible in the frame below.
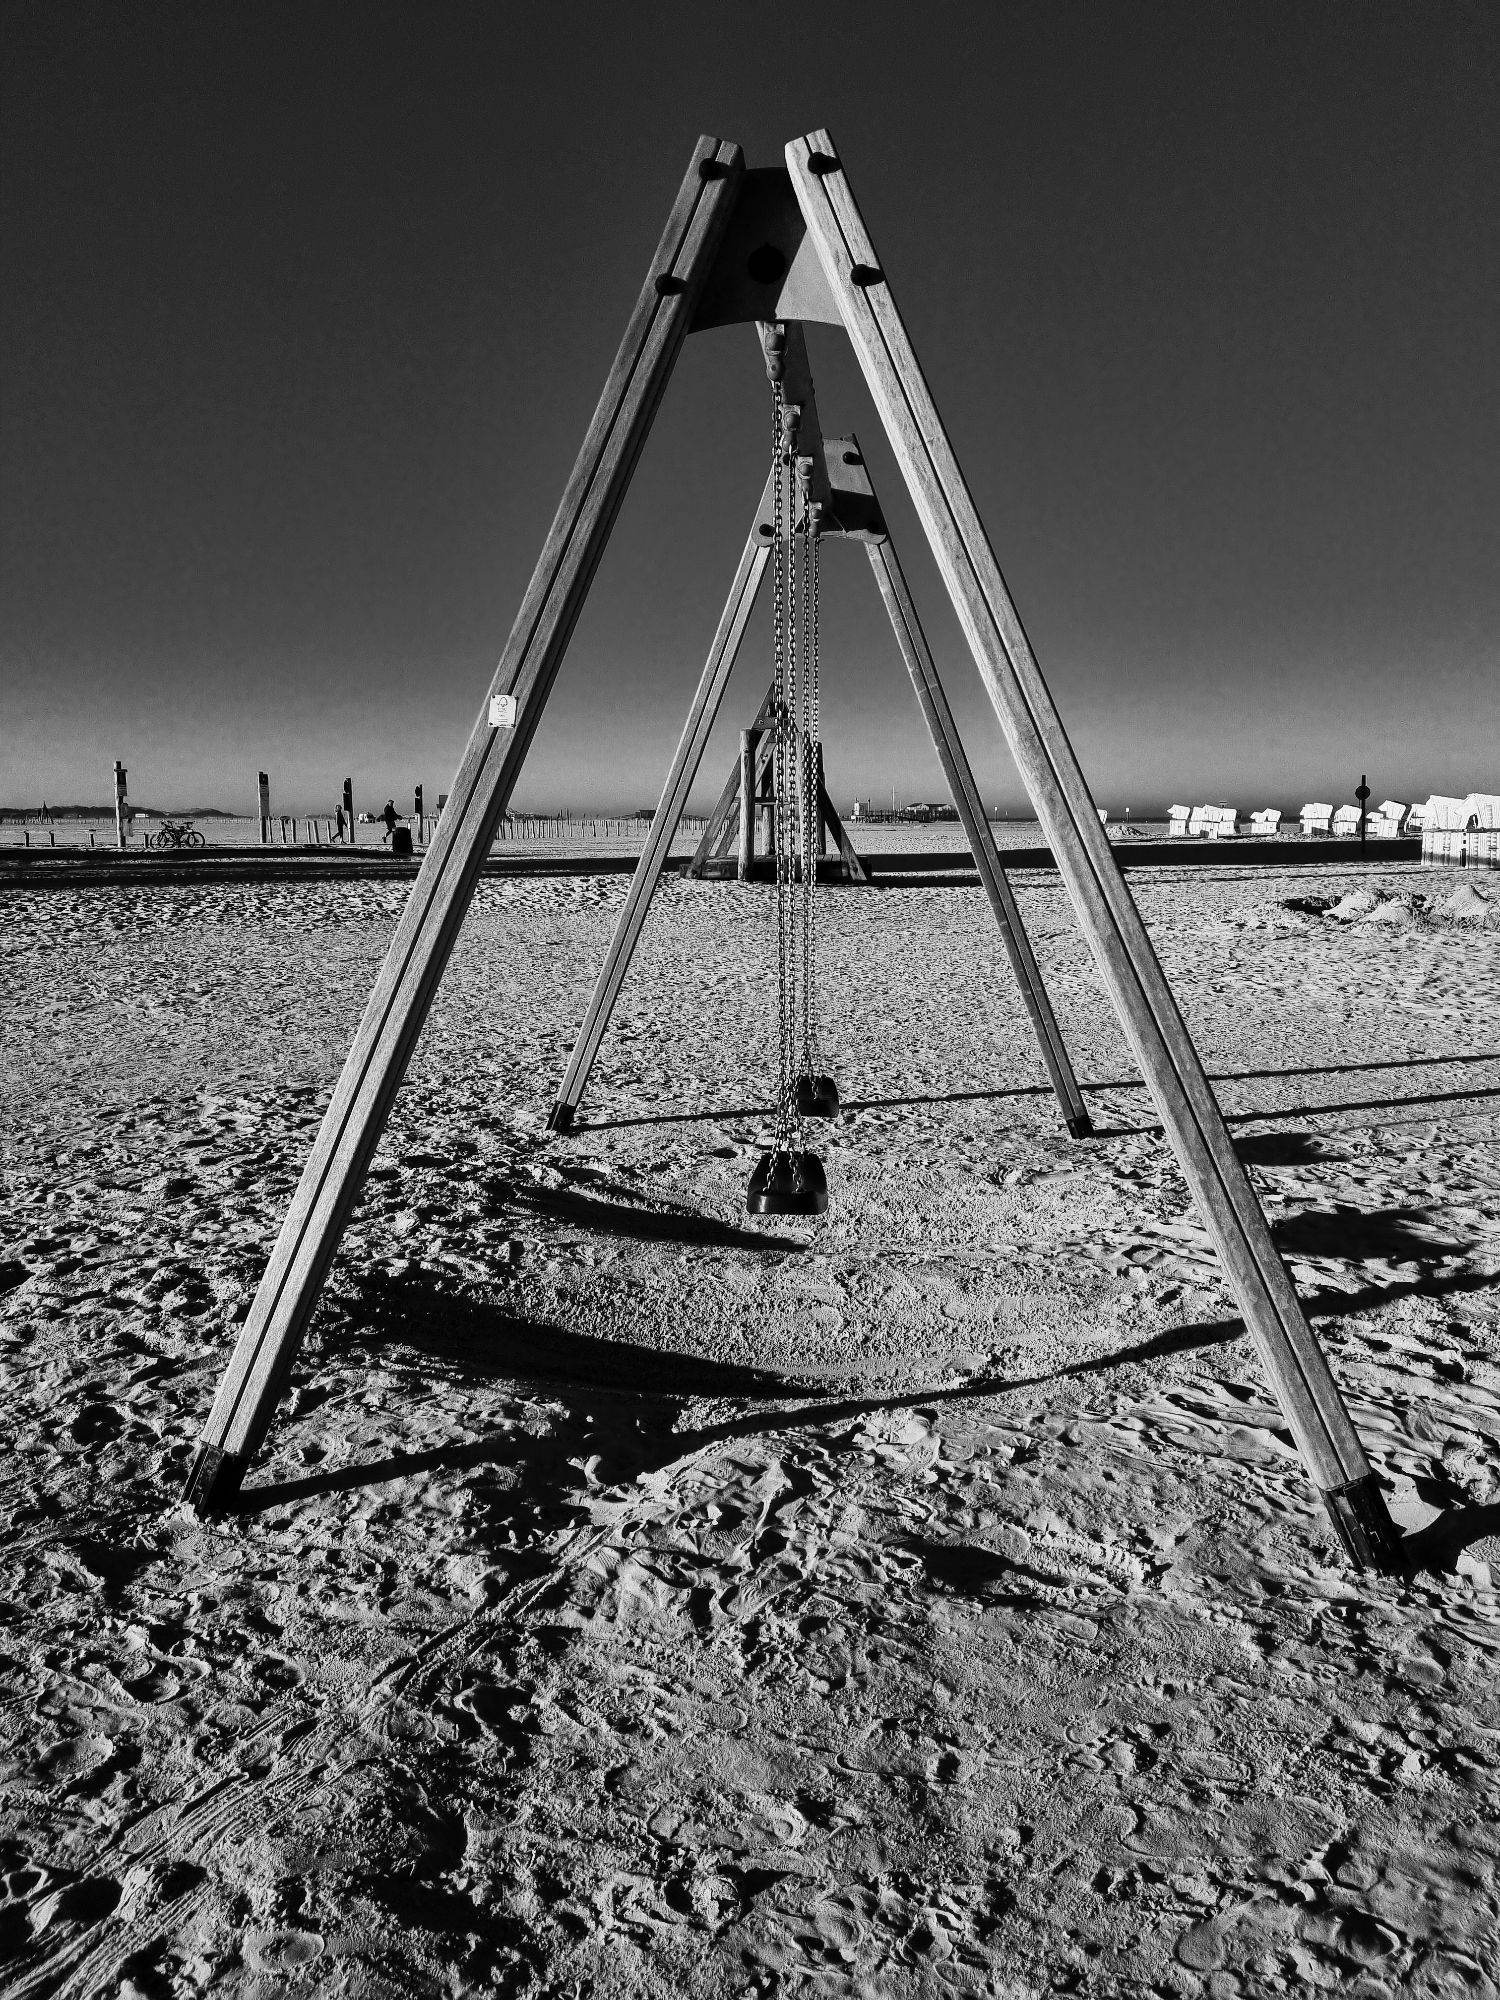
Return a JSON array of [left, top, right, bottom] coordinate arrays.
[[747, 1150, 828, 1216], [795, 1073, 841, 1119]]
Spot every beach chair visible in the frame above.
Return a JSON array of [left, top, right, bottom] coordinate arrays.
[[1249, 808, 1281, 837], [1421, 794, 1472, 868], [1463, 793, 1500, 872], [1300, 803, 1333, 837], [1168, 805, 1193, 838], [1332, 804, 1362, 838]]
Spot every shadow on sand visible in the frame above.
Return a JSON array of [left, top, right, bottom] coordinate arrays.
[[231, 1274, 1495, 1576], [576, 1048, 1500, 1135]]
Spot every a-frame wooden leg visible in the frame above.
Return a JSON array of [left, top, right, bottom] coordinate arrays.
[[182, 137, 745, 1513], [548, 511, 770, 1132], [814, 770, 870, 884], [789, 130, 1399, 1570], [867, 537, 1091, 1138]]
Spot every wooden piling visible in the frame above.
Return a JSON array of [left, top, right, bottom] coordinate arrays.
[[738, 728, 760, 881]]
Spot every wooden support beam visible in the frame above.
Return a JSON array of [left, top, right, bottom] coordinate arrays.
[[787, 129, 1399, 1570], [738, 728, 761, 882], [183, 135, 745, 1513], [866, 537, 1089, 1137], [548, 510, 769, 1132], [687, 681, 778, 877]]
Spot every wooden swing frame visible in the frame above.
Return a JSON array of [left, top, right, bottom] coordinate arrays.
[[184, 132, 1401, 1575]]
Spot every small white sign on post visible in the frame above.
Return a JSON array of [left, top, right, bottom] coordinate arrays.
[[489, 693, 519, 729]]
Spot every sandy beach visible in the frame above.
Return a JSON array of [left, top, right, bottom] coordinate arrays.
[[2, 855, 1497, 1997]]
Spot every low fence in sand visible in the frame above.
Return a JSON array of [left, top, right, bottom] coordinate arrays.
[[0, 813, 712, 851]]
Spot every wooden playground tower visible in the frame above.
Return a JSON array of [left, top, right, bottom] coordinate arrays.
[[184, 132, 1402, 1574]]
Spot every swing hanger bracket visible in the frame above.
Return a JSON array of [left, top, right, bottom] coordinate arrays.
[[752, 321, 844, 534]]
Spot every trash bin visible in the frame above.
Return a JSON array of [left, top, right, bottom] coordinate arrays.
[[391, 827, 414, 858]]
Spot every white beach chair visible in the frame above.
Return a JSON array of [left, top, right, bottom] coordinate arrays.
[[1421, 794, 1473, 868]]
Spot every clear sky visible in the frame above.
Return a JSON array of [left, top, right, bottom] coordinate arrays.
[[3, 2, 1497, 817]]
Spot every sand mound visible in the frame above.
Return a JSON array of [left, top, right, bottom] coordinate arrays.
[[1364, 894, 1418, 925], [1439, 881, 1492, 925], [1328, 888, 1379, 921]]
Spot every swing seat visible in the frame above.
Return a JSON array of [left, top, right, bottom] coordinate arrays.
[[795, 1073, 841, 1119], [747, 1150, 828, 1216]]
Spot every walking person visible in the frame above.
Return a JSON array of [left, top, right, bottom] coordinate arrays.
[[379, 799, 399, 845]]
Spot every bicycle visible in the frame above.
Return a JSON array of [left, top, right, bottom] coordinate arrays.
[[148, 820, 206, 849]]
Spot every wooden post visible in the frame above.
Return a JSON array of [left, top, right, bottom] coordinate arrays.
[[258, 772, 270, 844], [789, 130, 1397, 1569], [113, 761, 127, 849], [738, 728, 760, 881], [184, 135, 745, 1512], [815, 770, 870, 884], [687, 681, 779, 876], [550, 511, 770, 1130], [342, 778, 354, 845], [867, 535, 1090, 1138]]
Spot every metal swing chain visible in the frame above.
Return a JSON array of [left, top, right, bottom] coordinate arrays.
[[770, 378, 789, 1155], [783, 408, 805, 1159], [770, 381, 802, 1160], [797, 478, 816, 1079], [804, 501, 822, 1079]]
